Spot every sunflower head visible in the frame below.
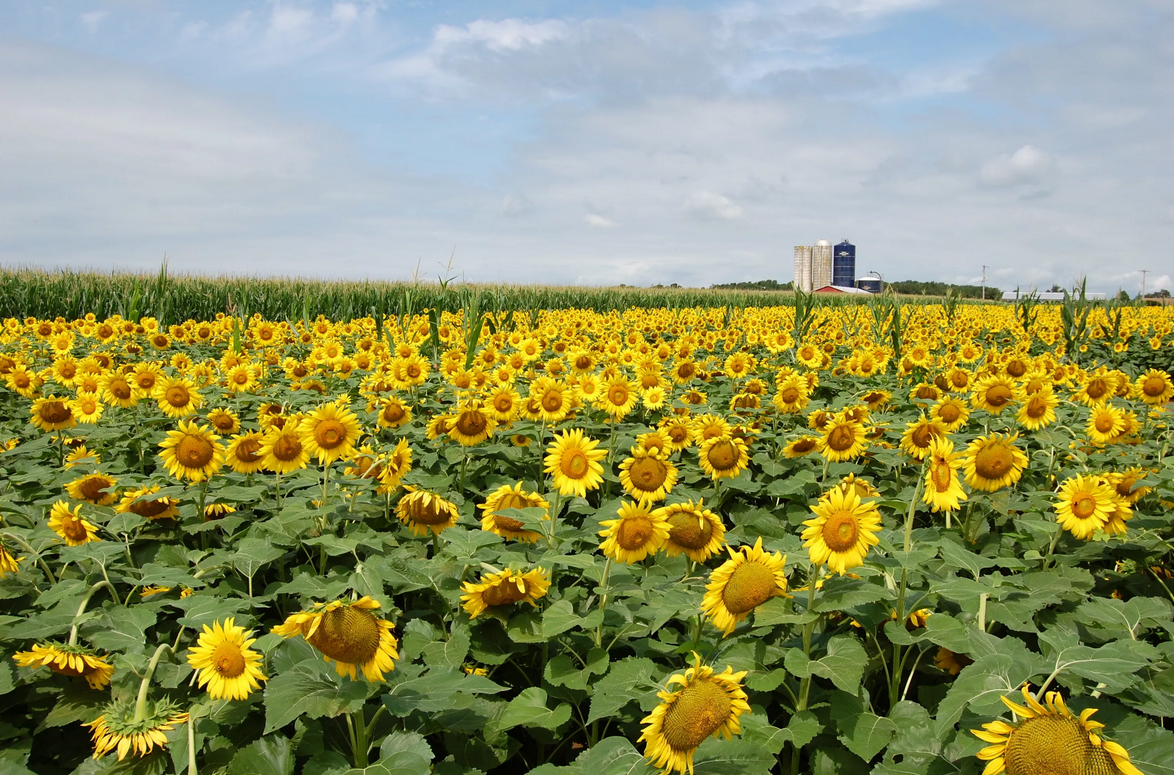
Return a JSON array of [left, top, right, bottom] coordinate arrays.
[[479, 483, 548, 543], [460, 567, 551, 618], [85, 697, 189, 760], [656, 499, 726, 562], [599, 500, 671, 564], [272, 597, 399, 681], [186, 617, 265, 700], [801, 488, 883, 575], [13, 641, 113, 689], [700, 538, 788, 636], [395, 486, 460, 536]]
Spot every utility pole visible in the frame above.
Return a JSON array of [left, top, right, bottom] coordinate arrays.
[[1141, 269, 1148, 300], [982, 265, 987, 300]]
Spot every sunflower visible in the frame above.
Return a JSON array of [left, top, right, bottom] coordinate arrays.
[[599, 500, 671, 564], [1086, 405, 1126, 446], [460, 567, 551, 618], [70, 392, 104, 424], [65, 473, 119, 506], [225, 431, 267, 474], [1134, 369, 1173, 405], [206, 408, 240, 435], [130, 362, 162, 394], [933, 647, 973, 676], [963, 433, 1029, 492], [448, 401, 497, 446], [619, 446, 679, 503], [635, 429, 674, 459], [697, 436, 749, 480], [152, 375, 203, 419], [204, 503, 236, 520], [1053, 475, 1116, 540], [273, 596, 398, 681], [972, 685, 1143, 775], [377, 439, 413, 491], [971, 375, 1020, 414], [598, 376, 639, 419], [1073, 371, 1115, 407], [828, 473, 880, 501], [486, 385, 520, 423], [817, 416, 868, 462], [639, 653, 751, 775], [186, 617, 266, 700], [922, 437, 968, 514], [64, 444, 100, 468], [1016, 386, 1059, 431], [531, 377, 573, 423], [300, 403, 362, 464], [480, 482, 549, 543], [86, 698, 189, 760], [782, 435, 819, 458], [375, 395, 412, 429], [899, 414, 947, 461], [158, 420, 225, 482], [223, 363, 259, 393], [99, 372, 139, 408], [1104, 467, 1151, 506], [656, 499, 726, 562], [772, 376, 809, 414], [691, 414, 731, 444], [30, 396, 76, 432], [115, 486, 180, 521], [801, 488, 882, 575], [0, 539, 20, 577], [659, 417, 693, 451], [700, 538, 788, 635], [259, 425, 311, 474], [395, 486, 460, 536], [48, 501, 101, 546], [12, 641, 113, 689], [545, 429, 608, 498]]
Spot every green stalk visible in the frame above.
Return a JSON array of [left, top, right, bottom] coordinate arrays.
[[133, 643, 174, 724], [67, 580, 119, 646], [789, 567, 819, 775], [891, 471, 924, 711], [593, 557, 613, 649]]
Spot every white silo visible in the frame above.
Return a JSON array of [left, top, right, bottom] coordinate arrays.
[[813, 239, 833, 289], [793, 246, 813, 292]]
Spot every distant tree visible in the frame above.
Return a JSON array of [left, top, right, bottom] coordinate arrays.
[[1155, 289, 1171, 298], [1117, 290, 1130, 301], [1049, 284, 1063, 293], [886, 281, 999, 299], [710, 279, 790, 291]]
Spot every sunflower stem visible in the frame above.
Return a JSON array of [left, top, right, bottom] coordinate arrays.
[[790, 566, 819, 775], [594, 557, 612, 649], [68, 580, 118, 646], [133, 643, 174, 724], [274, 472, 283, 509], [891, 469, 923, 711], [187, 712, 198, 775], [322, 462, 330, 509]]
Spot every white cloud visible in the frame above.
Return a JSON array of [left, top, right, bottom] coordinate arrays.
[[434, 19, 570, 53], [683, 191, 745, 221], [584, 213, 619, 228], [979, 145, 1053, 187], [79, 11, 108, 33]]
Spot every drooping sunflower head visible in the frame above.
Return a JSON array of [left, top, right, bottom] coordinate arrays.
[[638, 653, 752, 775], [700, 537, 788, 635], [13, 641, 113, 689], [272, 596, 398, 682], [656, 499, 726, 563], [479, 482, 548, 543], [30, 396, 76, 432], [783, 435, 819, 459], [801, 488, 883, 575], [922, 437, 968, 514], [460, 567, 551, 618], [115, 485, 179, 521], [48, 500, 101, 546], [395, 486, 460, 536], [599, 500, 671, 564], [972, 685, 1143, 775], [85, 697, 189, 760]]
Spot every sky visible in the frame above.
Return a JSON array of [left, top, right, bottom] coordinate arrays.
[[0, 0, 1171, 294]]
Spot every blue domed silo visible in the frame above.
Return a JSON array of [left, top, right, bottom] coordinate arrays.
[[833, 240, 856, 288]]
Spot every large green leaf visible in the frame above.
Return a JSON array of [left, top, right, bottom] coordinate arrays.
[[228, 735, 294, 775], [486, 688, 571, 735], [263, 661, 369, 733]]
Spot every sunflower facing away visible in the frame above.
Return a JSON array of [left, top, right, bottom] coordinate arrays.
[[544, 429, 608, 498], [395, 486, 460, 536], [599, 500, 671, 564], [186, 617, 266, 700], [13, 641, 113, 689], [656, 499, 726, 562], [272, 596, 398, 681], [479, 482, 549, 543], [460, 567, 551, 618], [86, 698, 190, 760], [48, 500, 101, 546], [972, 685, 1143, 775], [802, 488, 883, 575], [963, 433, 1029, 493], [619, 445, 679, 503], [638, 653, 751, 775], [299, 403, 362, 464], [158, 420, 225, 482], [1053, 474, 1116, 540], [700, 538, 788, 635]]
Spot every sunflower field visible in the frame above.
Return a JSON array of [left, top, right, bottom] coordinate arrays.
[[2, 296, 1174, 775]]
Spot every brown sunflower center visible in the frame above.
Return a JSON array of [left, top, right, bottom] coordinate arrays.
[[1142, 376, 1166, 397], [455, 411, 488, 437], [821, 512, 860, 553], [616, 516, 654, 550], [667, 425, 689, 443], [78, 477, 112, 502], [916, 386, 938, 399], [791, 438, 816, 454], [779, 387, 800, 404], [382, 403, 405, 423], [560, 449, 590, 479], [61, 515, 89, 541], [482, 578, 528, 607], [930, 462, 953, 493], [176, 435, 215, 468], [272, 434, 302, 461], [722, 560, 778, 614], [985, 385, 1013, 407], [706, 440, 739, 471], [974, 444, 1012, 480], [938, 403, 961, 423], [39, 401, 72, 424], [211, 416, 234, 433], [308, 607, 381, 666], [406, 498, 451, 525], [314, 420, 347, 449], [235, 438, 263, 463], [1003, 714, 1109, 775], [827, 425, 857, 452], [667, 511, 712, 550], [493, 394, 514, 412], [1026, 396, 1049, 419], [541, 390, 565, 412], [1086, 379, 1108, 399], [130, 498, 173, 518], [1094, 414, 1116, 433], [1007, 360, 1027, 378], [607, 384, 629, 406], [1115, 478, 1138, 500], [629, 457, 668, 491], [677, 362, 696, 379], [211, 642, 247, 678], [165, 386, 190, 407], [661, 677, 733, 751], [910, 424, 938, 449], [1071, 494, 1097, 519]]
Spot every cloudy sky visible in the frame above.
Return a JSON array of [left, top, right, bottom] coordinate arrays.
[[1, 0, 1170, 293]]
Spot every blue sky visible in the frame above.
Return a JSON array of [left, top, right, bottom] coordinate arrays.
[[0, 0, 1170, 293]]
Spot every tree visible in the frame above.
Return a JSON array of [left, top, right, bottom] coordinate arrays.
[[1049, 284, 1063, 293], [1117, 290, 1130, 301]]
